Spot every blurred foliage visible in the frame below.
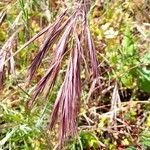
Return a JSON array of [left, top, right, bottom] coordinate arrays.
[[0, 0, 150, 149]]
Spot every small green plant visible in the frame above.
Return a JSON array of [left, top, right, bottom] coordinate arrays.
[[0, 102, 50, 150], [140, 130, 150, 148], [68, 131, 100, 150]]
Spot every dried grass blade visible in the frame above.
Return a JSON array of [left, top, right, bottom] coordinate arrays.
[[0, 10, 6, 26], [111, 83, 121, 121]]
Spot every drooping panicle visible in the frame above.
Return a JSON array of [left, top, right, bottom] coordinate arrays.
[[48, 33, 82, 145], [26, 3, 100, 147]]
